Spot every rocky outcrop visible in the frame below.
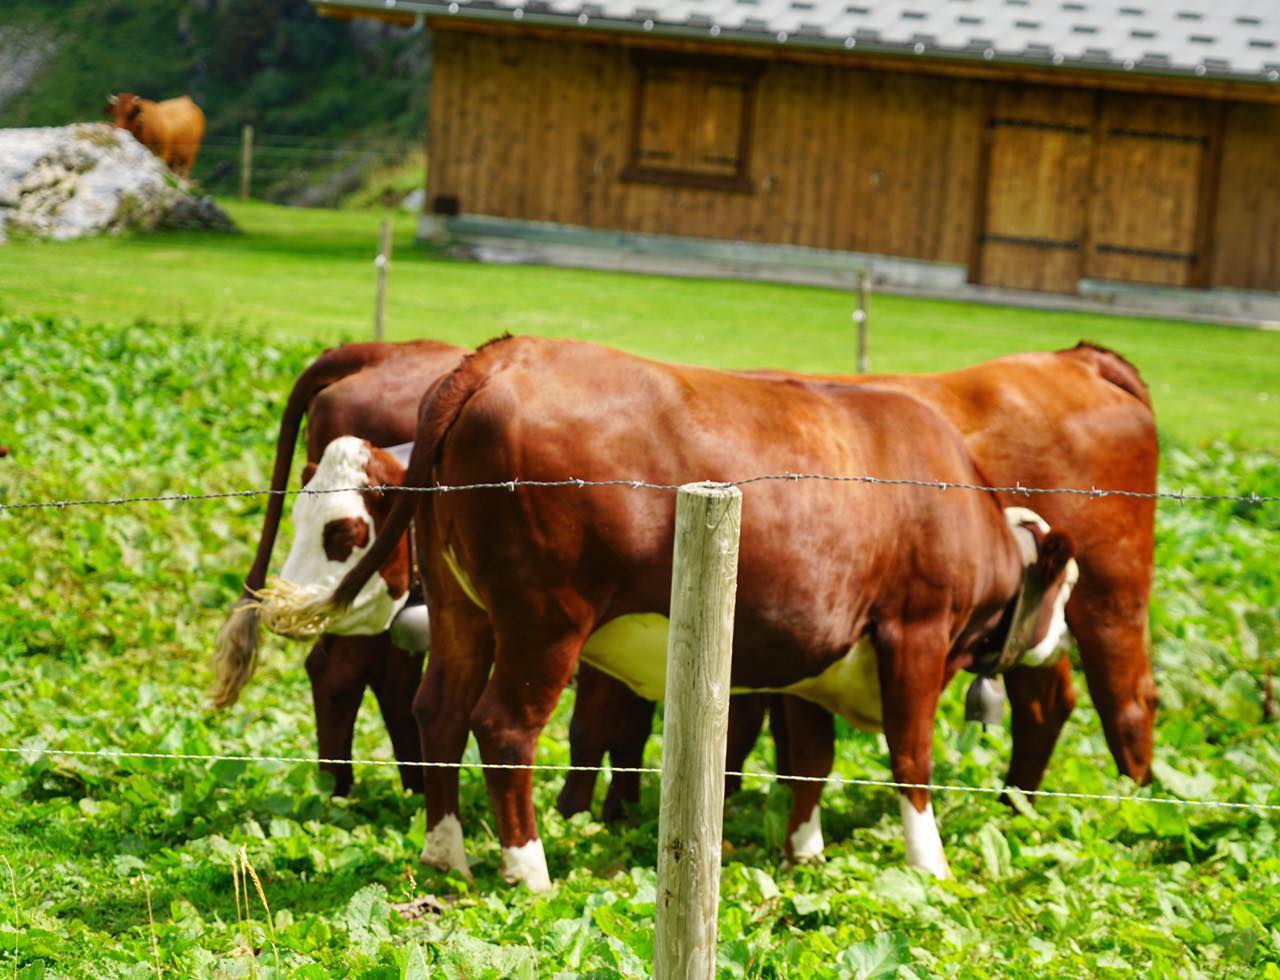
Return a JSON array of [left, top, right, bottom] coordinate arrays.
[[0, 27, 56, 117], [0, 123, 234, 242]]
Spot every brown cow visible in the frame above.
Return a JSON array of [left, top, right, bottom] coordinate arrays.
[[211, 340, 466, 795], [303, 336, 1080, 890], [106, 93, 206, 179], [559, 342, 1158, 845], [244, 339, 1154, 830]]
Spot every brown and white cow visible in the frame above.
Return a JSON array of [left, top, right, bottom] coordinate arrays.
[[257, 436, 415, 637], [210, 339, 466, 795], [299, 336, 1080, 890], [559, 342, 1158, 847]]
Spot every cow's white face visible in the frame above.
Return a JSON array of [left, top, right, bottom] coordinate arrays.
[[1002, 507, 1078, 669], [267, 436, 408, 637]]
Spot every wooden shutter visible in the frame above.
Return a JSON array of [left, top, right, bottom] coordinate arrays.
[[1085, 95, 1213, 287], [695, 76, 749, 177], [977, 87, 1094, 293], [624, 57, 757, 192], [637, 70, 690, 169]]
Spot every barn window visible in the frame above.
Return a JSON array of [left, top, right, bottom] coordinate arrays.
[[621, 55, 759, 192]]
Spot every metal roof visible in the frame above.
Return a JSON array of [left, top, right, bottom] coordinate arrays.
[[319, 0, 1280, 85]]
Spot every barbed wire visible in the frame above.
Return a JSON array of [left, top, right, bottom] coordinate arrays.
[[1, 473, 1275, 513], [2, 745, 1275, 814]]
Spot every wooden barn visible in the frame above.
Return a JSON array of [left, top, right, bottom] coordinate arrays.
[[317, 0, 1280, 306]]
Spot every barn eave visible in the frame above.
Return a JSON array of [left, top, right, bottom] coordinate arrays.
[[314, 0, 1280, 102]]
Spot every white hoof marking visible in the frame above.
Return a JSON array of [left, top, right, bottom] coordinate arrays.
[[501, 837, 553, 893], [420, 813, 472, 881], [788, 805, 824, 863], [899, 796, 950, 879]]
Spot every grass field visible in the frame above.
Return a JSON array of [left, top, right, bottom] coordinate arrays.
[[1, 200, 1277, 448], [0, 205, 1278, 975]]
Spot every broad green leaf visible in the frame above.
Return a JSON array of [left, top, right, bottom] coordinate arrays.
[[403, 943, 430, 980], [345, 885, 391, 955], [978, 825, 1012, 881], [839, 932, 909, 979]]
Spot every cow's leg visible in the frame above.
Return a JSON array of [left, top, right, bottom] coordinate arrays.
[[780, 696, 835, 864], [414, 598, 494, 881], [1068, 573, 1157, 786], [559, 665, 654, 821], [1004, 656, 1076, 794], [600, 681, 657, 824], [368, 639, 426, 794], [471, 624, 587, 892], [724, 694, 770, 798], [771, 694, 794, 778], [305, 634, 368, 797], [874, 624, 950, 878]]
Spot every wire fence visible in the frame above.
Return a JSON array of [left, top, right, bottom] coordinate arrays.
[[1, 472, 1276, 513], [1, 464, 1275, 823], [187, 131, 421, 195], [4, 745, 1276, 815]]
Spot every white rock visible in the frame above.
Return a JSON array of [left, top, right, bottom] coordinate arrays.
[[0, 123, 232, 243]]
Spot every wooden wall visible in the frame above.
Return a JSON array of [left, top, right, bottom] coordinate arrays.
[[428, 26, 1280, 294], [1212, 102, 1280, 293], [427, 28, 984, 265]]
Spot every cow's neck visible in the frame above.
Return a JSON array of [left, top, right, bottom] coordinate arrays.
[[952, 523, 1028, 669]]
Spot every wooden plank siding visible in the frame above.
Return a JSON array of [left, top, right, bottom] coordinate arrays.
[[426, 25, 1280, 295], [1084, 94, 1214, 287], [1211, 102, 1280, 292], [427, 28, 984, 264], [976, 87, 1095, 292]]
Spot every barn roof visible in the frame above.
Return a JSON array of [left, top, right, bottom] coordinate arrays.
[[318, 0, 1280, 85]]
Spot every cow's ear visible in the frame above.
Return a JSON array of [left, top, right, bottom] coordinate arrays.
[[301, 463, 318, 486], [1034, 531, 1074, 585], [365, 446, 407, 491]]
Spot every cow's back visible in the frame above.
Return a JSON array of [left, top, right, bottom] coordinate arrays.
[[862, 350, 1156, 567], [432, 337, 1016, 686], [307, 340, 467, 456]]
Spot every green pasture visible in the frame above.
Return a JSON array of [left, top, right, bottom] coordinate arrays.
[[0, 205, 1278, 975], [1, 199, 1277, 448]]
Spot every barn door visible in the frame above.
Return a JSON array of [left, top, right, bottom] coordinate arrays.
[[1085, 95, 1215, 287], [976, 88, 1094, 293]]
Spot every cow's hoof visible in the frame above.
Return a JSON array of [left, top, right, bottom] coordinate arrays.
[[501, 838, 553, 893], [781, 850, 827, 873], [420, 814, 473, 882], [601, 792, 635, 825], [782, 807, 824, 868], [909, 857, 952, 880]]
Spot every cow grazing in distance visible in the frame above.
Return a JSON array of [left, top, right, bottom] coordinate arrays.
[[211, 339, 466, 795], [106, 93, 206, 180], [559, 341, 1158, 847], [300, 336, 1080, 890]]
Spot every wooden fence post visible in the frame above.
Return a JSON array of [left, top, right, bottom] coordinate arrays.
[[855, 267, 870, 373], [239, 125, 254, 202], [654, 482, 742, 980], [374, 218, 392, 341]]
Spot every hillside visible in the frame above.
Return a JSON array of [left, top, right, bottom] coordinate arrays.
[[0, 0, 430, 204]]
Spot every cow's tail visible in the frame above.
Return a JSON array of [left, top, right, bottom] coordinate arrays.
[[1061, 341, 1152, 409], [210, 344, 392, 709], [317, 349, 492, 624]]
